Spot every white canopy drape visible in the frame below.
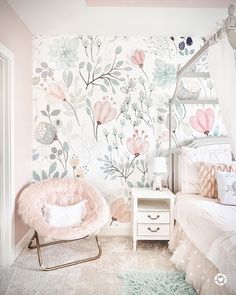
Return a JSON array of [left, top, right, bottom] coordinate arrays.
[[208, 36, 236, 157]]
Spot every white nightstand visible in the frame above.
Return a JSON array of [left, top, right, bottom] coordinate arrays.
[[131, 187, 175, 251]]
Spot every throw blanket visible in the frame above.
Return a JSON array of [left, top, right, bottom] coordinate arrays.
[[174, 193, 236, 292]]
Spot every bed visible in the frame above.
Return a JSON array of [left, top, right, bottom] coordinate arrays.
[[168, 137, 236, 295]]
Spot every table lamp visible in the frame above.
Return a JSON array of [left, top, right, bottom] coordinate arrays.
[[149, 156, 167, 190]]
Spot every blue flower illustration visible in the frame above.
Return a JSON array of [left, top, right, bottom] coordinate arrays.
[[49, 37, 79, 70], [153, 59, 176, 88]]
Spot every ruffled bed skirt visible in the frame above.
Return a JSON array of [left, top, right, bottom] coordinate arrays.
[[169, 223, 235, 295]]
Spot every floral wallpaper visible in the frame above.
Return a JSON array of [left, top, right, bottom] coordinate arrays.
[[33, 35, 226, 229]]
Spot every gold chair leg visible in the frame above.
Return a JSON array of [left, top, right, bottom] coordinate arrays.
[[28, 231, 102, 271]]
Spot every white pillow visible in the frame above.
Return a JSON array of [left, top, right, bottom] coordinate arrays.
[[42, 200, 87, 228], [181, 147, 232, 194], [216, 171, 236, 205]]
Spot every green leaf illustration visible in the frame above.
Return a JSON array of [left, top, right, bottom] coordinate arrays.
[[175, 104, 184, 118], [104, 79, 109, 87], [51, 109, 61, 116], [137, 181, 144, 187], [127, 181, 133, 187], [33, 170, 41, 181], [110, 79, 119, 86], [86, 107, 91, 116], [63, 71, 67, 85], [53, 171, 59, 178], [32, 153, 39, 161], [63, 142, 69, 152], [87, 62, 92, 72], [100, 85, 107, 92], [61, 170, 68, 178], [42, 170, 48, 180], [112, 71, 121, 76], [79, 62, 85, 69], [49, 162, 57, 174], [115, 46, 122, 55], [86, 98, 92, 108], [67, 71, 73, 88], [116, 61, 124, 67], [41, 110, 48, 116], [124, 67, 132, 71]]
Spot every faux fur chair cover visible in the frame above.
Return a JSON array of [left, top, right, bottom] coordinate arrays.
[[18, 178, 109, 240]]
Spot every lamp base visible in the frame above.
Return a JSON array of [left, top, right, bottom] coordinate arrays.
[[152, 175, 162, 191]]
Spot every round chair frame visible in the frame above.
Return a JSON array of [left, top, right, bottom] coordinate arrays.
[[28, 231, 102, 271], [18, 178, 109, 271]]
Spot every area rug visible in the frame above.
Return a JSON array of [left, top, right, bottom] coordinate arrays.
[[118, 271, 196, 295]]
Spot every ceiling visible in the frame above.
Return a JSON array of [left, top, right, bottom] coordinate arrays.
[[86, 0, 233, 8], [6, 0, 233, 36]]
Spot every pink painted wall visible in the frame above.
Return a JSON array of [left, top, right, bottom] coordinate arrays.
[[0, 0, 32, 245]]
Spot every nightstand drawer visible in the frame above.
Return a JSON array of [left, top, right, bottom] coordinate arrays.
[[138, 224, 170, 236], [137, 211, 170, 223]]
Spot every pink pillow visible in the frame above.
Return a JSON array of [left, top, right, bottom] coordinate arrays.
[[198, 162, 236, 198], [181, 147, 232, 194]]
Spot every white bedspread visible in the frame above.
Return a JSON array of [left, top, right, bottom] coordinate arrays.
[[174, 193, 236, 292]]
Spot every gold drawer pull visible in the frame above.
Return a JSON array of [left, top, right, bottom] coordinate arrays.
[[147, 214, 160, 220], [147, 226, 160, 232]]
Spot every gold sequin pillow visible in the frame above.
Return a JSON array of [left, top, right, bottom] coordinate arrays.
[[198, 163, 236, 198]]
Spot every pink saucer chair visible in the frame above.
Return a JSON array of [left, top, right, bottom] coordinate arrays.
[[18, 178, 109, 271]]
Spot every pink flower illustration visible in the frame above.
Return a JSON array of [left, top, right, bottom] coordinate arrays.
[[93, 101, 117, 124], [131, 49, 148, 80], [46, 83, 66, 104], [190, 108, 215, 136], [110, 198, 131, 225], [93, 100, 117, 140], [46, 82, 81, 126], [131, 49, 145, 68], [127, 130, 150, 157]]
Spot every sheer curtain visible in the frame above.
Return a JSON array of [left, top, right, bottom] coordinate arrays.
[[208, 36, 236, 157]]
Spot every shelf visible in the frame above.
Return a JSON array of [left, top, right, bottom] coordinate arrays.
[[138, 199, 170, 211]]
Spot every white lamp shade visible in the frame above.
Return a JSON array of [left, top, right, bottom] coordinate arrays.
[[149, 156, 167, 174]]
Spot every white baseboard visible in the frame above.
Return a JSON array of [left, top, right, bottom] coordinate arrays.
[[15, 229, 33, 259], [99, 226, 131, 236]]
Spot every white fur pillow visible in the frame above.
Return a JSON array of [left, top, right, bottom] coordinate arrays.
[[181, 147, 232, 194], [216, 171, 236, 205], [42, 200, 87, 228]]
